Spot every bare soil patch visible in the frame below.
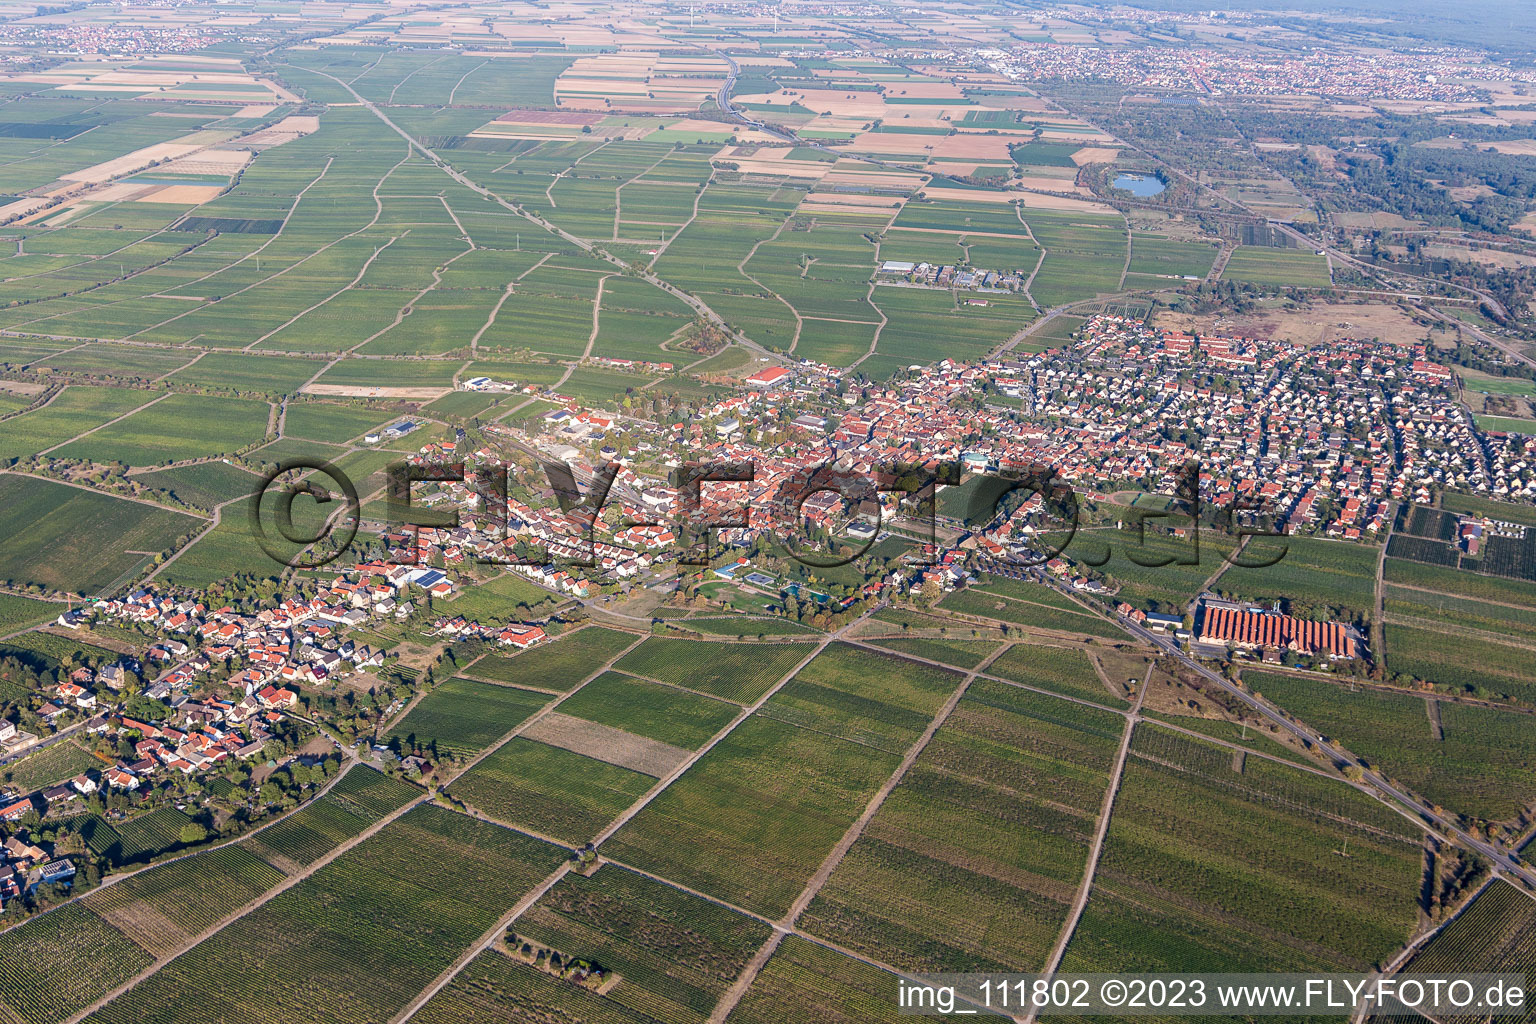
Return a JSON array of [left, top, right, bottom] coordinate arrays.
[[1152, 301, 1432, 348], [301, 383, 450, 400], [520, 712, 690, 776]]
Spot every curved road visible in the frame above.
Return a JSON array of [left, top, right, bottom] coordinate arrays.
[[1094, 593, 1535, 887], [320, 58, 1532, 888]]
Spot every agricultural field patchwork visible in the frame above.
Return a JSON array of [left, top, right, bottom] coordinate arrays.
[[801, 680, 1123, 973], [1243, 670, 1536, 822], [605, 714, 901, 919], [1059, 727, 1423, 973], [83, 806, 565, 1024], [0, 4, 1524, 1016]]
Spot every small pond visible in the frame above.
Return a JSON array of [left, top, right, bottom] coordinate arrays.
[[1113, 173, 1166, 197]]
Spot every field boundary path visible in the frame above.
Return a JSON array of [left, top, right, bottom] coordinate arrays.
[[1017, 203, 1047, 313], [392, 608, 881, 1023], [1425, 697, 1444, 741], [35, 392, 169, 456], [1027, 664, 1151, 1015], [707, 644, 1019, 1024], [1207, 244, 1233, 282], [69, 628, 653, 1024], [292, 66, 779, 365]]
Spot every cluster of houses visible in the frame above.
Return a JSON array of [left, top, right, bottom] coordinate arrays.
[[30, 588, 394, 794], [467, 311, 1533, 614], [876, 260, 1024, 292], [0, 832, 73, 904], [428, 618, 547, 648], [983, 41, 1501, 103]]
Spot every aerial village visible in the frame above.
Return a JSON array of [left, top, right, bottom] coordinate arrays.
[[978, 39, 1528, 102], [0, 312, 1531, 908]]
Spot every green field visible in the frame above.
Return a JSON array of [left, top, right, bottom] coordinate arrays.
[[54, 393, 270, 465], [1383, 556, 1536, 608], [938, 586, 1126, 638], [0, 475, 202, 594], [727, 935, 913, 1024], [1219, 246, 1331, 288], [614, 638, 816, 703], [83, 845, 286, 958], [1126, 234, 1220, 280], [507, 864, 773, 1022], [440, 572, 555, 620], [1474, 414, 1536, 434], [464, 625, 638, 691], [1214, 535, 1380, 619], [281, 402, 392, 444], [1, 739, 103, 793], [1087, 528, 1240, 613], [1460, 373, 1536, 397], [0, 593, 61, 633], [132, 460, 262, 511], [1439, 492, 1536, 527], [383, 676, 548, 758], [0, 387, 148, 464], [1384, 622, 1536, 703], [109, 807, 195, 864], [241, 795, 376, 871], [1405, 880, 1536, 1014], [1384, 584, 1536, 642], [987, 642, 1129, 708], [0, 903, 153, 1024], [449, 736, 656, 843], [554, 670, 740, 749], [760, 643, 960, 754], [864, 636, 1001, 669], [167, 353, 327, 394], [1059, 726, 1422, 973], [679, 615, 822, 638], [156, 487, 334, 588], [606, 714, 900, 919], [37, 344, 196, 380], [0, 629, 121, 675], [801, 681, 1122, 972], [240, 768, 417, 871]]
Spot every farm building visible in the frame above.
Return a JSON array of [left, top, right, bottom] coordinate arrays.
[[1195, 599, 1357, 659]]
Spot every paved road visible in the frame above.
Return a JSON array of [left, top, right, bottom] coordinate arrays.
[[0, 719, 88, 770], [326, 51, 1532, 888], [1096, 597, 1535, 887]]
